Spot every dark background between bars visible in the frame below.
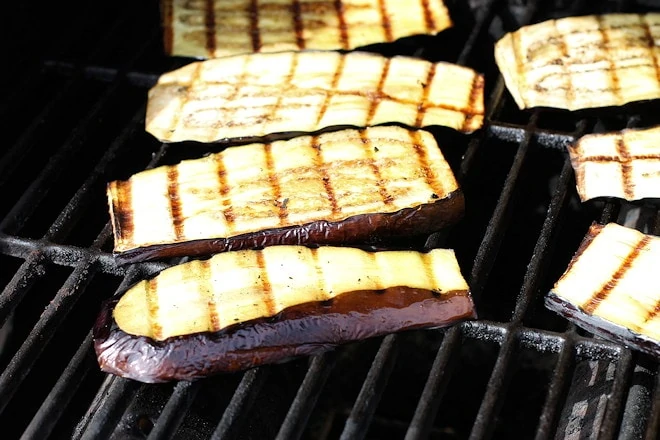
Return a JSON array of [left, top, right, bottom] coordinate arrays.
[[1, 0, 660, 439]]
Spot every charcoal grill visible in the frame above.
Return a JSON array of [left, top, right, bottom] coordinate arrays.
[[2, 0, 660, 438]]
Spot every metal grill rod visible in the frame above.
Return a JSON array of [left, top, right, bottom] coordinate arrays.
[[0, 254, 47, 327], [210, 367, 270, 440], [275, 352, 336, 440], [43, 105, 146, 241], [0, 28, 159, 236], [0, 256, 98, 414], [20, 332, 96, 440], [339, 334, 399, 440], [147, 381, 201, 440], [468, 111, 540, 303], [75, 376, 140, 440], [404, 326, 462, 440], [0, 9, 142, 190], [534, 331, 575, 440]]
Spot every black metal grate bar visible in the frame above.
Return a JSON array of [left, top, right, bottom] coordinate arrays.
[[43, 105, 146, 242], [210, 367, 270, 440], [644, 369, 660, 439], [599, 349, 635, 439], [0, 254, 47, 327], [0, 10, 142, 189], [404, 326, 462, 440], [0, 233, 167, 277], [275, 352, 336, 440], [511, 155, 576, 323], [619, 359, 658, 439], [20, 332, 96, 440], [468, 329, 518, 439], [534, 333, 576, 440], [147, 381, 202, 440], [74, 376, 140, 440], [459, 78, 507, 179], [0, 257, 98, 414], [339, 334, 400, 440], [0, 31, 159, 235], [67, 264, 147, 439], [468, 112, 539, 302]]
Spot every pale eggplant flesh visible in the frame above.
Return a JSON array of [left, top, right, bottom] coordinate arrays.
[[93, 246, 475, 382], [568, 125, 660, 202], [495, 13, 660, 111], [162, 0, 453, 59], [109, 126, 464, 264], [546, 223, 660, 357], [145, 51, 485, 143]]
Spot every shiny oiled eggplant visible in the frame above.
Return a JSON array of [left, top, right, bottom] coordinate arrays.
[[161, 0, 453, 59], [94, 246, 475, 382], [109, 127, 464, 264], [546, 223, 660, 357], [495, 13, 660, 110], [145, 51, 484, 143], [568, 125, 660, 202]]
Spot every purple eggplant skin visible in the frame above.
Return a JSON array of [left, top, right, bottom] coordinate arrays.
[[94, 286, 476, 383], [545, 292, 660, 358], [114, 190, 465, 264]]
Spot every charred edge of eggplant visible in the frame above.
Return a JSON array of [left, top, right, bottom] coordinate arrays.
[[114, 189, 465, 264], [545, 291, 660, 358], [94, 287, 476, 383]]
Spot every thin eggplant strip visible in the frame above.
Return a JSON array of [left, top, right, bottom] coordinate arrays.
[[568, 125, 660, 202], [546, 223, 660, 357], [94, 246, 475, 382], [162, 0, 453, 59], [495, 13, 660, 110], [108, 126, 464, 263], [145, 51, 484, 143]]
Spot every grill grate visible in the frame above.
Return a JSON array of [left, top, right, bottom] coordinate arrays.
[[1, 0, 660, 439]]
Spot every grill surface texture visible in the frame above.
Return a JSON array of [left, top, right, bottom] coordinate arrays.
[[1, 0, 660, 439]]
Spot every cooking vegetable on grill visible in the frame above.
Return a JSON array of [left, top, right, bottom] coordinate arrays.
[[94, 245, 475, 382], [495, 13, 660, 111], [162, 0, 453, 59], [568, 125, 660, 202], [108, 126, 464, 264], [546, 223, 660, 357], [145, 50, 484, 143]]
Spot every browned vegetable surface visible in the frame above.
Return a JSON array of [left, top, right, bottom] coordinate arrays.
[[568, 125, 660, 202], [145, 51, 484, 143], [495, 13, 660, 111], [94, 246, 475, 382], [109, 126, 464, 264], [546, 223, 660, 357], [162, 0, 453, 58]]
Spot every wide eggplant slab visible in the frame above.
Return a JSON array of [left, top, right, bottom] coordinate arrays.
[[568, 125, 660, 202], [94, 246, 475, 382], [109, 126, 464, 263], [162, 0, 453, 59], [145, 51, 484, 143], [495, 13, 660, 111], [546, 223, 660, 357]]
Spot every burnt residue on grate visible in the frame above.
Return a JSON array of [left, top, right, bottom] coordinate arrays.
[[0, 0, 659, 439]]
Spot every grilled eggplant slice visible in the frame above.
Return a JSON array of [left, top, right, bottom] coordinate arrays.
[[145, 51, 484, 143], [109, 126, 464, 263], [546, 223, 660, 357], [495, 13, 660, 111], [569, 125, 660, 202], [162, 0, 453, 59], [94, 246, 475, 382]]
